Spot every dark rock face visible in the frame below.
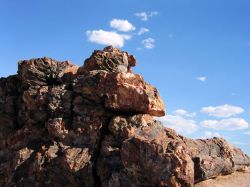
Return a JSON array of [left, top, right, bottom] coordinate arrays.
[[97, 115, 194, 187], [185, 138, 250, 183], [0, 46, 249, 187]]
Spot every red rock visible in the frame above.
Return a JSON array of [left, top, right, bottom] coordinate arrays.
[[62, 147, 91, 172], [46, 118, 69, 138], [74, 71, 165, 116], [82, 45, 136, 73], [18, 57, 78, 89], [97, 115, 194, 187], [0, 46, 249, 187], [102, 72, 165, 116]]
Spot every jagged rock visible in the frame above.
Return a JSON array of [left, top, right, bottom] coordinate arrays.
[[81, 45, 136, 73], [97, 115, 194, 187], [18, 57, 78, 90], [74, 71, 165, 116], [0, 46, 249, 187], [0, 75, 19, 156]]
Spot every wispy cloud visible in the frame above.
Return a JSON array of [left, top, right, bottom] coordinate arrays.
[[135, 11, 158, 21], [142, 38, 155, 49], [200, 118, 248, 130], [86, 30, 131, 48], [173, 109, 196, 118], [156, 115, 198, 134], [137, 27, 149, 35], [200, 104, 244, 118], [110, 19, 135, 32], [196, 76, 206, 82]]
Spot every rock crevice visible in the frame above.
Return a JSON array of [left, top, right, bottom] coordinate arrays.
[[0, 46, 249, 187]]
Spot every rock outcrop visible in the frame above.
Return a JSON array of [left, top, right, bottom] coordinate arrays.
[[0, 46, 249, 187]]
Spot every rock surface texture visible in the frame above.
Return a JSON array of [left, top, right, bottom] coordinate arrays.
[[0, 46, 250, 187]]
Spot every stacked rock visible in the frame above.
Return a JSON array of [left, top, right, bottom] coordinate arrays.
[[0, 46, 249, 187]]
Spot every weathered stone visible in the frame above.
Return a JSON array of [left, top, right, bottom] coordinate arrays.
[[97, 115, 194, 187], [18, 57, 78, 90], [61, 147, 91, 172], [74, 71, 165, 116], [185, 138, 250, 183], [102, 72, 165, 116], [0, 46, 249, 187], [46, 118, 69, 139], [81, 45, 136, 73], [0, 76, 19, 154]]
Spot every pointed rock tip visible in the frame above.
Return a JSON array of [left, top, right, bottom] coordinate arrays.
[[82, 46, 136, 73]]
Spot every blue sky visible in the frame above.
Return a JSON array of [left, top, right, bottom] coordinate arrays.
[[1, 0, 250, 155]]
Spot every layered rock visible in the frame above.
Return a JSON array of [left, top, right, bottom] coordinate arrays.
[[186, 137, 250, 183], [0, 46, 249, 187]]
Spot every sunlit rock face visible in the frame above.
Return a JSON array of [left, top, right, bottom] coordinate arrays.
[[0, 46, 249, 187]]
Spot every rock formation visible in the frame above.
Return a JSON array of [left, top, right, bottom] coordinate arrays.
[[0, 46, 249, 187]]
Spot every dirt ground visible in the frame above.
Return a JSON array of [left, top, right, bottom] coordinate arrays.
[[195, 171, 250, 187]]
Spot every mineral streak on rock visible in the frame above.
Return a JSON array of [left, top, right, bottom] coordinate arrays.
[[0, 46, 249, 187]]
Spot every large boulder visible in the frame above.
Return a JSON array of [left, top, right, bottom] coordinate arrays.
[[0, 46, 249, 187], [97, 115, 194, 187], [74, 71, 165, 116]]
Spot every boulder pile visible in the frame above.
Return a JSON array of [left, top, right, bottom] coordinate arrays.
[[0, 46, 249, 187]]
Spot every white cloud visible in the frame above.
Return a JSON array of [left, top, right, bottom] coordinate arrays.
[[142, 38, 155, 49], [138, 27, 149, 35], [86, 30, 131, 48], [156, 115, 198, 134], [110, 19, 135, 32], [149, 11, 158, 17], [135, 12, 148, 21], [172, 109, 196, 118], [135, 11, 158, 21], [200, 104, 244, 118], [204, 131, 221, 138], [196, 76, 206, 82], [200, 118, 249, 131]]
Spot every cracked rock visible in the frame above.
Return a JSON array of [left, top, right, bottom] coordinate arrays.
[[0, 46, 249, 187]]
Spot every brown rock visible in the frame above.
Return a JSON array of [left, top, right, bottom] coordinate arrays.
[[102, 72, 165, 116], [18, 57, 78, 90], [62, 147, 91, 172], [185, 138, 250, 183], [97, 115, 194, 187], [0, 46, 249, 187], [0, 75, 18, 138], [74, 71, 165, 116], [46, 118, 69, 139], [82, 45, 136, 73]]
